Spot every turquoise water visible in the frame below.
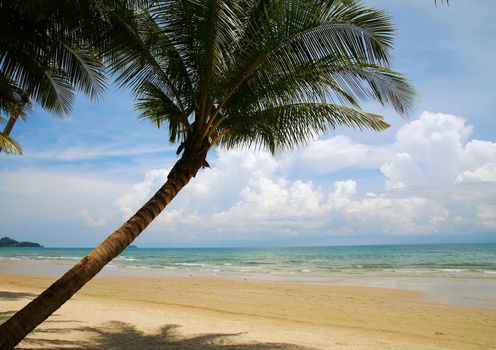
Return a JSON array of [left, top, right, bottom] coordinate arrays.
[[1, 243, 495, 279]]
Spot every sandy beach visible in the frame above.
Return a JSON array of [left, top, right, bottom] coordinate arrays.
[[1, 271, 495, 350]]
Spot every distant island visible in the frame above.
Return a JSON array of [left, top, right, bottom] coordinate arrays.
[[128, 245, 138, 249], [0, 237, 43, 248]]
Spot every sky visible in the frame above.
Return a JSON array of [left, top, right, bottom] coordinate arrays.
[[1, 1, 495, 247]]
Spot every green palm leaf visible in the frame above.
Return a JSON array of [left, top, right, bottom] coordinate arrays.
[[109, 0, 414, 154], [0, 0, 136, 154], [220, 103, 389, 153], [0, 132, 22, 155]]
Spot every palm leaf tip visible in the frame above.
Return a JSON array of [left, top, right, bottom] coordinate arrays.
[[363, 66, 417, 116], [219, 103, 390, 153], [0, 133, 22, 155]]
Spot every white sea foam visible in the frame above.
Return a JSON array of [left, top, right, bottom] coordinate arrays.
[[175, 262, 208, 267], [438, 268, 467, 273], [1, 244, 494, 284]]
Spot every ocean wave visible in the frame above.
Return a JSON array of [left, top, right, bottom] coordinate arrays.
[[116, 256, 138, 261], [174, 262, 209, 267], [2, 244, 495, 281]]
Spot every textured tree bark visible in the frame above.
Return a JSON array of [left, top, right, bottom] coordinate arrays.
[[0, 143, 207, 349], [0, 114, 19, 154]]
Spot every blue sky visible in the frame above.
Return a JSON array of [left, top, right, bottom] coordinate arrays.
[[1, 1, 495, 247]]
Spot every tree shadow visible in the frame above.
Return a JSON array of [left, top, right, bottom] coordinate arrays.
[[43, 313, 84, 324], [20, 321, 320, 350], [0, 291, 37, 301]]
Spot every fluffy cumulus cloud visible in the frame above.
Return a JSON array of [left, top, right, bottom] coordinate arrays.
[[381, 111, 496, 189], [116, 169, 170, 218], [115, 111, 495, 242], [209, 178, 449, 237]]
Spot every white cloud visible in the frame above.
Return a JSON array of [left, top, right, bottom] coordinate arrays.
[[115, 149, 279, 219], [118, 174, 448, 241], [211, 177, 323, 230], [114, 111, 495, 243], [381, 111, 496, 189], [115, 168, 170, 218], [279, 135, 391, 176], [27, 144, 173, 161], [184, 149, 279, 211], [455, 140, 496, 183], [0, 170, 130, 246], [112, 112, 496, 240], [456, 163, 496, 184], [208, 177, 449, 237], [4, 111, 493, 245], [80, 210, 107, 228]]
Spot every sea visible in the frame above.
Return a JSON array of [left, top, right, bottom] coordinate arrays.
[[0, 243, 495, 280], [1, 243, 496, 307]]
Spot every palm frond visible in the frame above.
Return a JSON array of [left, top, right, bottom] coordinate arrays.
[[107, 9, 194, 115], [112, 0, 414, 154], [35, 69, 75, 115], [214, 0, 395, 109], [0, 0, 110, 115], [219, 103, 389, 153], [0, 132, 22, 155], [330, 64, 416, 115], [57, 44, 107, 100], [220, 56, 414, 134], [135, 81, 191, 143]]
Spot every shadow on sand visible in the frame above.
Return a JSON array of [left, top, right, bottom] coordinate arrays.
[[0, 291, 37, 301], [16, 321, 319, 350]]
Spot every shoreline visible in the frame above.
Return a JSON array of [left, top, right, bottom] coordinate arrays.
[[1, 270, 496, 349], [2, 259, 496, 309]]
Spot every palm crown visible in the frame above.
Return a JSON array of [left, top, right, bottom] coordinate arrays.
[[0, 0, 138, 154], [112, 0, 415, 156]]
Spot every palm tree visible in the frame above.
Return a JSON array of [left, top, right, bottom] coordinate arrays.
[[0, 0, 415, 348], [0, 0, 137, 154], [0, 86, 31, 154]]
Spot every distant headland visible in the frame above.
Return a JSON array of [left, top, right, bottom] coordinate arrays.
[[0, 237, 43, 248]]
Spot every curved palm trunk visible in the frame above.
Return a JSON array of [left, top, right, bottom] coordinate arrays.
[[0, 114, 19, 154], [0, 145, 207, 350]]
